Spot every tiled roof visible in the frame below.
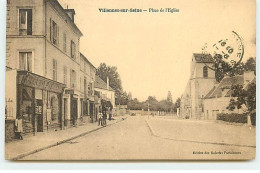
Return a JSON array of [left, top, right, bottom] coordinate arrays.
[[193, 53, 214, 63], [204, 86, 216, 98], [204, 75, 244, 99], [95, 75, 114, 91], [51, 0, 83, 36]]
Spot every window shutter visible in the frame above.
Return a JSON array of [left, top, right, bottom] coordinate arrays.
[[57, 25, 59, 46], [50, 18, 53, 42]]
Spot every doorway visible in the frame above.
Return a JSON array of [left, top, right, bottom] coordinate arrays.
[[71, 99, 78, 126]]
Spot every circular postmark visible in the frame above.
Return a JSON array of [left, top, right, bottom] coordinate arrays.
[[201, 31, 244, 73]]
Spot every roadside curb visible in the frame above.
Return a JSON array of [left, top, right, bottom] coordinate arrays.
[[10, 117, 127, 160], [145, 119, 158, 137]]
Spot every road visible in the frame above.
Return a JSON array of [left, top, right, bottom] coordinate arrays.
[[22, 115, 256, 160]]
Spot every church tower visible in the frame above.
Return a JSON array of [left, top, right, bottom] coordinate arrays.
[[189, 53, 216, 119]]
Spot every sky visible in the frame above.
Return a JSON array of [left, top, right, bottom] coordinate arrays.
[[59, 0, 255, 102]]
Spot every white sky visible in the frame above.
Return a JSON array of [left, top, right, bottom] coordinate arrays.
[[59, 0, 255, 102]]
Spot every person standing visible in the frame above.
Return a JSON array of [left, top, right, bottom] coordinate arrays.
[[102, 108, 107, 126], [98, 111, 103, 126], [15, 117, 23, 140], [108, 107, 112, 121]]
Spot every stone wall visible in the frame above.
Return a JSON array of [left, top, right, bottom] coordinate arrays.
[[5, 120, 16, 142]]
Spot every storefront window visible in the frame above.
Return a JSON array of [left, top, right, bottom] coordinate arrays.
[[48, 92, 59, 123]]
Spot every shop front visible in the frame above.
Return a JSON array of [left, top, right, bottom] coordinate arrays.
[[17, 71, 65, 136]]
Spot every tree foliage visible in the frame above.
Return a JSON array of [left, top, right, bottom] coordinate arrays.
[[127, 94, 181, 113], [96, 63, 124, 105], [214, 55, 255, 83], [227, 82, 256, 113]]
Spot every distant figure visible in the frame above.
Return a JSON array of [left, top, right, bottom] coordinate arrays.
[[15, 117, 23, 140], [98, 111, 103, 126], [108, 108, 112, 121], [102, 109, 107, 126]]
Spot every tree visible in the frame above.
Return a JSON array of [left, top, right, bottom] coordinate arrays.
[[144, 96, 159, 111], [128, 98, 142, 110], [214, 55, 255, 83], [96, 63, 124, 105], [227, 82, 256, 113], [244, 57, 256, 75], [173, 97, 181, 112], [128, 92, 133, 101], [166, 91, 173, 103], [116, 91, 129, 105]]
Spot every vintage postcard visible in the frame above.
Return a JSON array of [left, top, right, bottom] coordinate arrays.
[[5, 0, 256, 160]]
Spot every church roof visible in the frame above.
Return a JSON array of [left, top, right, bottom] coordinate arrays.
[[193, 53, 214, 63], [95, 75, 114, 91]]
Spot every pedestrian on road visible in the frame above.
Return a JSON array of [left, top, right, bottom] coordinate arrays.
[[102, 109, 107, 126], [98, 111, 103, 126], [108, 107, 112, 121]]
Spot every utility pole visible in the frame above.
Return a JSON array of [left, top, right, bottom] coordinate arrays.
[[148, 103, 150, 119]]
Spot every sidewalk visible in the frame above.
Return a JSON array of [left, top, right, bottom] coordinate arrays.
[[5, 116, 127, 160]]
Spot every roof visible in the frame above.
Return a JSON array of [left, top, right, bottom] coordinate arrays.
[[80, 53, 96, 70], [49, 0, 83, 36], [95, 75, 114, 91], [204, 86, 216, 98], [193, 53, 214, 63], [204, 75, 244, 99], [64, 9, 75, 14]]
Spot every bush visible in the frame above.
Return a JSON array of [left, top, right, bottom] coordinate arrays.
[[250, 112, 256, 126], [217, 113, 247, 124]]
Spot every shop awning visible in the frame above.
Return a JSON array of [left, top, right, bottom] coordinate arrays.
[[17, 71, 66, 93], [101, 99, 113, 109]]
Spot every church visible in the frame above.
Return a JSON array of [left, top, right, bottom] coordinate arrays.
[[180, 53, 216, 119], [180, 54, 256, 120]]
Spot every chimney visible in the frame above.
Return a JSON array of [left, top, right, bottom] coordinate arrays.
[[64, 9, 76, 23], [107, 77, 109, 90]]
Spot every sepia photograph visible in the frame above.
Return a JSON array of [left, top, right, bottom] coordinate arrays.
[[4, 0, 256, 161]]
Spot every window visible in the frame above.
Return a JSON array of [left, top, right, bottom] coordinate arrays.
[[19, 9, 32, 35], [71, 40, 76, 59], [50, 19, 59, 45], [88, 82, 93, 96], [19, 52, 32, 71], [203, 66, 208, 78], [84, 62, 86, 73], [80, 76, 82, 92], [70, 69, 76, 89], [63, 33, 67, 52], [80, 58, 84, 71], [52, 59, 57, 81], [84, 77, 87, 96], [63, 66, 67, 86]]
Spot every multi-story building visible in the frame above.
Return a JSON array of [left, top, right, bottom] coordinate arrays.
[[5, 0, 94, 140], [79, 53, 97, 123], [94, 75, 115, 109], [180, 53, 216, 119]]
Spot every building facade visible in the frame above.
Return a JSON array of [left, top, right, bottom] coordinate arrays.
[[180, 54, 216, 119], [5, 0, 96, 140], [79, 53, 97, 123], [204, 71, 255, 120], [94, 76, 115, 109]]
